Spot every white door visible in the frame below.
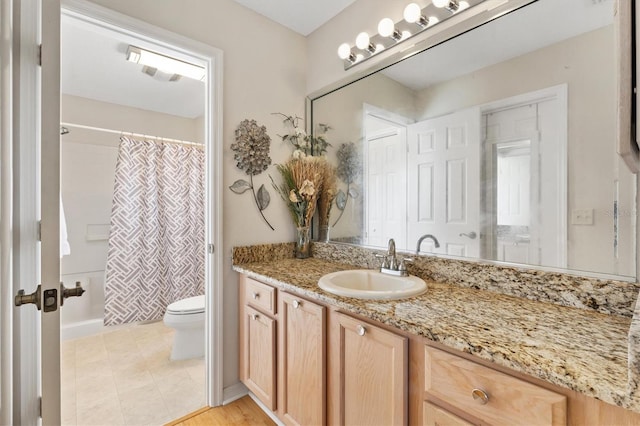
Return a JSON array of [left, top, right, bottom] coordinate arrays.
[[9, 0, 63, 424], [364, 116, 407, 250], [407, 107, 481, 257]]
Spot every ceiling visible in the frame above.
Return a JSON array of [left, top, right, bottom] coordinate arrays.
[[231, 0, 356, 36]]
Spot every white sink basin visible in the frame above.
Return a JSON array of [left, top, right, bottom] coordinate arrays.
[[318, 269, 427, 300]]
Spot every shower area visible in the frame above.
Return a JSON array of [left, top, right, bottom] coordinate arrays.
[[59, 118, 205, 339]]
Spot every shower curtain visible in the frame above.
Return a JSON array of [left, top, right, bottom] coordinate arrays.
[[104, 136, 205, 326]]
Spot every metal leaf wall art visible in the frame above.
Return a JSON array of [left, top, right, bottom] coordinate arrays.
[[229, 119, 275, 230]]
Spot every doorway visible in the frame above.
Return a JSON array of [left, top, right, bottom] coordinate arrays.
[[57, 1, 224, 424], [480, 85, 567, 268]]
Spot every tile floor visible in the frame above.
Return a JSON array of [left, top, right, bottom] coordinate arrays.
[[61, 320, 206, 426]]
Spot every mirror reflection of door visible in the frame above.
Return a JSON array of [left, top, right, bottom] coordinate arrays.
[[363, 112, 408, 249], [481, 85, 567, 268], [494, 140, 534, 263], [407, 107, 481, 257]]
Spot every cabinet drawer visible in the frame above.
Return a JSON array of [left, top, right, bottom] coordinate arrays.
[[423, 401, 473, 426], [245, 277, 276, 315], [424, 346, 566, 426]]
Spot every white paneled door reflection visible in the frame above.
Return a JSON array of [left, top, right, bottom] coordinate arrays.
[[407, 107, 481, 258]]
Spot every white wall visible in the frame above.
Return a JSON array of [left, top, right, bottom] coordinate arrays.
[[84, 0, 307, 388], [60, 94, 201, 334]]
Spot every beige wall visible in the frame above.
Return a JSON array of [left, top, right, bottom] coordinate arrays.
[[80, 0, 307, 389]]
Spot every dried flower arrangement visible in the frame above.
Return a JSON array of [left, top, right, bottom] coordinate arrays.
[[229, 119, 275, 230], [317, 162, 337, 239], [333, 142, 361, 227], [271, 156, 325, 229]]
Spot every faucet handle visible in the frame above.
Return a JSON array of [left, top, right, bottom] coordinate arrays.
[[399, 257, 413, 272], [375, 253, 390, 269]]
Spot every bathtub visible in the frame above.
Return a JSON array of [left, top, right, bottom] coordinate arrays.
[[60, 272, 105, 340]]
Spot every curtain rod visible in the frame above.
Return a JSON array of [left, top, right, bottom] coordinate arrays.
[[60, 122, 202, 147]]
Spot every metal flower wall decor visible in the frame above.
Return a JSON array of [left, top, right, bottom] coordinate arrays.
[[229, 119, 275, 230], [333, 142, 361, 227]]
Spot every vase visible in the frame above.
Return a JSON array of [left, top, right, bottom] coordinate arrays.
[[295, 226, 311, 259], [318, 224, 330, 242]]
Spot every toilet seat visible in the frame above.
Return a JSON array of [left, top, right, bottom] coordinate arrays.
[[166, 295, 205, 315]]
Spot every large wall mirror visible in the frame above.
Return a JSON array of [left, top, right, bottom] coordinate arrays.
[[310, 0, 637, 280]]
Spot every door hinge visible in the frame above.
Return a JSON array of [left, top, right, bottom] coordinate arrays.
[[37, 221, 41, 241], [38, 396, 42, 417], [37, 44, 42, 66], [208, 244, 214, 254]]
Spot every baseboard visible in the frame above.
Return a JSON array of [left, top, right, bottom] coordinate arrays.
[[222, 382, 248, 405], [247, 392, 284, 426]]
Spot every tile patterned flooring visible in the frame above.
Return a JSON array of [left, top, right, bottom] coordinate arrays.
[[61, 320, 205, 426]]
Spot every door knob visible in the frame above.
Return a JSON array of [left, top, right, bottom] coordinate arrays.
[[15, 285, 42, 309], [60, 281, 85, 306], [15, 284, 58, 312], [459, 231, 477, 239]]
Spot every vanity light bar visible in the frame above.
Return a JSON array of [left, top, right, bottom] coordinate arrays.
[[337, 0, 484, 70]]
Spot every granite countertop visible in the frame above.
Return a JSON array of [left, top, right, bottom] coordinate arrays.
[[233, 257, 635, 412]]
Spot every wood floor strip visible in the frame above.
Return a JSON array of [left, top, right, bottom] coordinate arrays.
[[165, 396, 275, 426]]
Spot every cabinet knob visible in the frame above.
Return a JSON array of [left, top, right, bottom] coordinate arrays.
[[471, 388, 489, 405], [356, 325, 366, 336], [252, 314, 259, 321], [252, 292, 259, 299], [292, 300, 300, 309]]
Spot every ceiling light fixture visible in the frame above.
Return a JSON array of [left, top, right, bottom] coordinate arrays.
[[432, 0, 460, 12], [337, 0, 483, 70], [126, 46, 205, 81], [404, 3, 429, 27]]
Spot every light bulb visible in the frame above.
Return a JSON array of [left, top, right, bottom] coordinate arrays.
[[355, 32, 371, 50], [432, 0, 449, 7], [403, 3, 422, 23], [458, 1, 469, 11], [378, 18, 395, 37], [337, 43, 352, 60], [428, 16, 439, 25]]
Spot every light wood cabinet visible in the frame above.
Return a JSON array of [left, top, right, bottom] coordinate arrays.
[[239, 276, 278, 411], [331, 311, 408, 426], [278, 292, 326, 426], [423, 401, 473, 426], [241, 305, 277, 410], [424, 346, 566, 426], [239, 273, 640, 425]]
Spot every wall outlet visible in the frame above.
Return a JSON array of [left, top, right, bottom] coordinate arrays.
[[571, 208, 594, 225]]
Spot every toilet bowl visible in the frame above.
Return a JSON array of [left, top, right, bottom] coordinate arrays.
[[163, 295, 205, 360]]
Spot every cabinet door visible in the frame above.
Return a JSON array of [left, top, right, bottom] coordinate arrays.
[[423, 402, 473, 426], [334, 312, 408, 426], [279, 292, 326, 426], [242, 305, 277, 410]]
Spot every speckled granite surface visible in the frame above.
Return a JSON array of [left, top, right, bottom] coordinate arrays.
[[312, 242, 640, 317], [233, 257, 636, 412], [232, 242, 295, 264]]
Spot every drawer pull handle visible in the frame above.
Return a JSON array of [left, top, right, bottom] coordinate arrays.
[[292, 300, 300, 309], [471, 388, 489, 405], [252, 314, 259, 321], [252, 292, 260, 299], [357, 325, 366, 336]]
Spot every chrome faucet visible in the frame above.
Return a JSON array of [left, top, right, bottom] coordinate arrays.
[[387, 238, 397, 270], [376, 238, 412, 276], [416, 234, 440, 254]]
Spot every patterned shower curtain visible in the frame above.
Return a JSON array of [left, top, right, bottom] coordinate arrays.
[[104, 136, 205, 326]]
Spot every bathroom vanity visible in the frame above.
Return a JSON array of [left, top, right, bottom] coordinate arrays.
[[234, 245, 640, 425]]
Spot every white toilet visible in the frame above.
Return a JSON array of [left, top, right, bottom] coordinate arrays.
[[163, 294, 205, 360]]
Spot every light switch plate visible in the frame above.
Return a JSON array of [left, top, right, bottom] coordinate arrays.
[[571, 208, 594, 225]]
